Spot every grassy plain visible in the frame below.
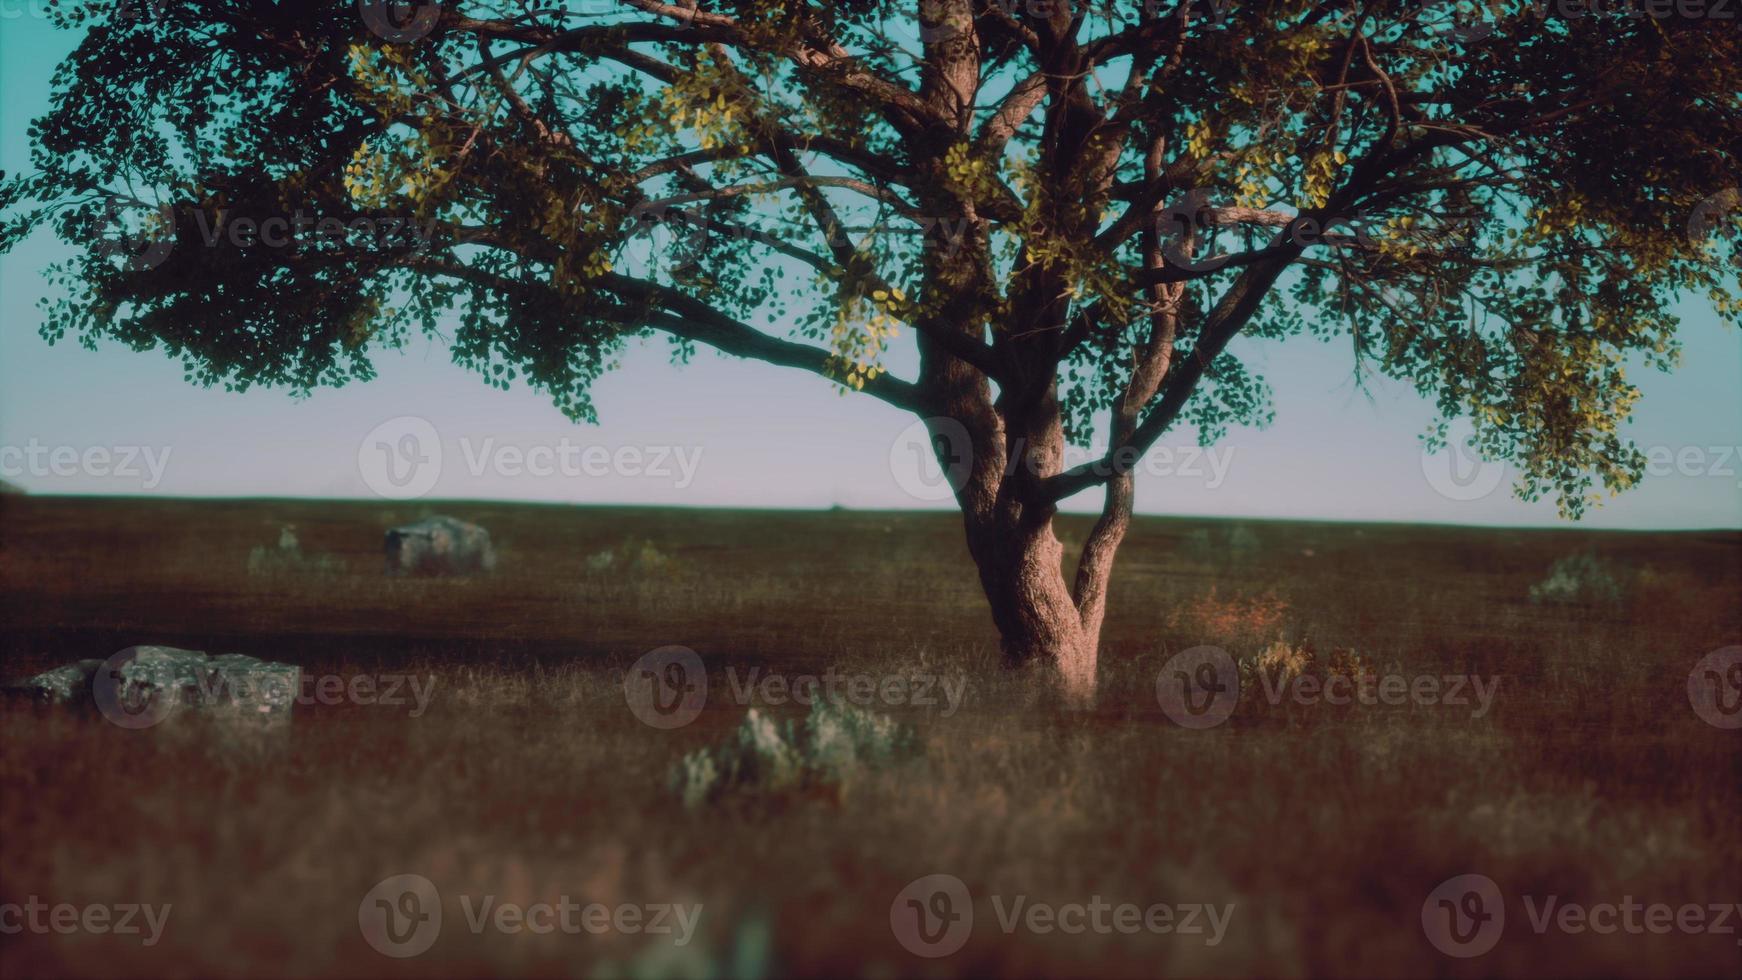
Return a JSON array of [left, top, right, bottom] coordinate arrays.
[[1, 496, 1737, 977]]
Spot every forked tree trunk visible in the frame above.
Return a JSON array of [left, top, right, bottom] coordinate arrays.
[[932, 386, 1126, 708], [906, 182, 1161, 709], [963, 507, 1102, 706]]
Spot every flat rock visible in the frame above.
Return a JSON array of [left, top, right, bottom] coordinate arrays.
[[6, 646, 299, 721]]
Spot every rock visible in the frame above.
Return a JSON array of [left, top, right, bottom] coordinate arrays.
[[5, 646, 299, 723], [384, 515, 496, 576], [13, 659, 105, 702]]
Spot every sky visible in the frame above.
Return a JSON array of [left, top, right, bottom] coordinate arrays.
[[1, 11, 1738, 529]]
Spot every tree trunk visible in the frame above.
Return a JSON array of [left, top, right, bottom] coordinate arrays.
[[963, 507, 1101, 707]]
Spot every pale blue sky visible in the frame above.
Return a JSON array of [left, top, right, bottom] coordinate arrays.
[[1, 14, 1737, 528]]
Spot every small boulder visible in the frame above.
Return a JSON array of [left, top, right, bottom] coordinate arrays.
[[384, 515, 496, 576]]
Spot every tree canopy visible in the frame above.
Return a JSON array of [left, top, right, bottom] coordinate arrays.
[[2, 1, 1738, 524]]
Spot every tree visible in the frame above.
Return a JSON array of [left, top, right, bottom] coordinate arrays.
[[2, 1, 1737, 704]]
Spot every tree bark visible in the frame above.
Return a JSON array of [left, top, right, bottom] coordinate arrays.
[[938, 376, 1109, 708], [963, 505, 1100, 707]]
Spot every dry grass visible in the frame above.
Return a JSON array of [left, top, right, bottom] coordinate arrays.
[[1, 497, 1738, 978]]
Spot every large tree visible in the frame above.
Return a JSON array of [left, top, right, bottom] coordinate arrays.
[[3, 1, 1737, 703]]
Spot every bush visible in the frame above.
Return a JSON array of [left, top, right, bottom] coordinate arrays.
[[246, 525, 344, 577], [585, 538, 676, 575], [671, 700, 918, 808], [1529, 552, 1625, 606], [1239, 642, 1374, 695]]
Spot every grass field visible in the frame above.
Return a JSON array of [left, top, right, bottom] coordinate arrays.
[[1, 496, 1738, 977]]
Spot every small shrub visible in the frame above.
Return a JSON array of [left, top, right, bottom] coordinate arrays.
[[1239, 642, 1375, 696], [1529, 552, 1624, 606], [585, 538, 676, 575], [1227, 525, 1262, 557], [1256, 640, 1312, 681], [671, 701, 918, 808], [246, 525, 344, 577]]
